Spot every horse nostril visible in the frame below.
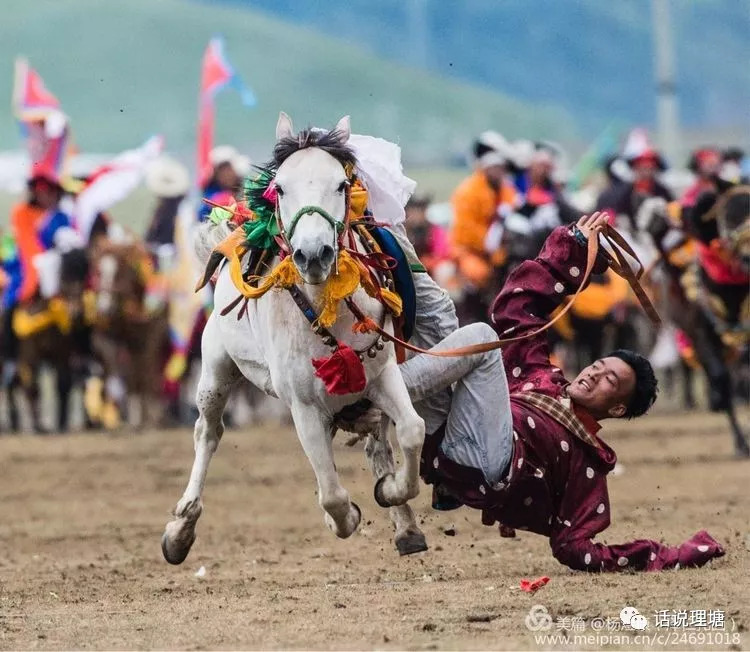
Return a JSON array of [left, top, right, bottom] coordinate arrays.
[[318, 245, 335, 268], [293, 250, 308, 269]]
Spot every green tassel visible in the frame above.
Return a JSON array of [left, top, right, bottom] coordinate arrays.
[[242, 167, 281, 253]]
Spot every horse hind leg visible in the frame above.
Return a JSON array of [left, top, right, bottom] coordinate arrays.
[[161, 337, 241, 564], [364, 421, 427, 556]]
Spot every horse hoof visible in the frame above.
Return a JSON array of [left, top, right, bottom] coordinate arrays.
[[734, 445, 750, 459], [395, 531, 428, 556], [161, 530, 196, 565], [374, 475, 394, 508], [351, 501, 362, 527]]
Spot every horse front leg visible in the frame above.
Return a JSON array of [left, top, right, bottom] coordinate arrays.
[[366, 363, 425, 507], [364, 417, 427, 555], [291, 401, 361, 538], [161, 339, 241, 564]]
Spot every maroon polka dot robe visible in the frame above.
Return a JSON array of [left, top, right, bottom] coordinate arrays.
[[424, 225, 725, 572]]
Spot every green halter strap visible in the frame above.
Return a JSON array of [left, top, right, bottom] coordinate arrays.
[[286, 205, 345, 243]]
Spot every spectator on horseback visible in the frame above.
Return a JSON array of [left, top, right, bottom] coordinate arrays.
[[400, 212, 725, 571], [198, 145, 251, 222], [719, 147, 747, 184], [596, 130, 672, 233], [449, 131, 519, 321], [682, 147, 722, 208], [10, 170, 72, 306], [145, 156, 191, 250], [404, 196, 450, 277], [503, 142, 582, 266]]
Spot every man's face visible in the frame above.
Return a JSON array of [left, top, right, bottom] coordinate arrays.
[[697, 151, 720, 178], [483, 164, 506, 187], [567, 357, 636, 419], [30, 179, 60, 210], [215, 162, 240, 191], [633, 159, 657, 183]]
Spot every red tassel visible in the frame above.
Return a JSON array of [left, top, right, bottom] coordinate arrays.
[[312, 344, 367, 395]]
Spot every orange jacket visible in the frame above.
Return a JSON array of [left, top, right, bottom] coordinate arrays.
[[10, 202, 45, 302], [571, 269, 630, 321], [450, 170, 517, 254]]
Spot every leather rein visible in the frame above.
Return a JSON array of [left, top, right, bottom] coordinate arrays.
[[346, 224, 661, 359]]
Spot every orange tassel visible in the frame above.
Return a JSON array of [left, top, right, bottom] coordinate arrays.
[[352, 317, 378, 334]]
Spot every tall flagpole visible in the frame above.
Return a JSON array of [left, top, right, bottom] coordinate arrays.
[[651, 0, 680, 164]]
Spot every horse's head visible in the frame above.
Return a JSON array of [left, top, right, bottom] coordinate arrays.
[[92, 242, 149, 319], [273, 112, 355, 285]]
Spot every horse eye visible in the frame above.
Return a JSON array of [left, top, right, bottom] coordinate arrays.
[[337, 181, 348, 193], [275, 185, 284, 197]]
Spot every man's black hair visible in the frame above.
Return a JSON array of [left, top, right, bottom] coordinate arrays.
[[607, 349, 658, 418]]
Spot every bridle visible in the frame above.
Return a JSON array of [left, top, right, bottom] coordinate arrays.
[[273, 179, 353, 263]]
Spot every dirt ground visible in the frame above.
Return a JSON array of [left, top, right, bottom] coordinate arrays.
[[0, 409, 748, 651]]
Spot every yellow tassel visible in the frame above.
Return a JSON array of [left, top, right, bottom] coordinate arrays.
[[215, 226, 402, 328], [379, 289, 403, 317], [230, 251, 301, 299], [348, 180, 369, 219], [316, 251, 361, 328]]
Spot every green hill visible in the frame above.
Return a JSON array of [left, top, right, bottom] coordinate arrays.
[[0, 0, 578, 167]]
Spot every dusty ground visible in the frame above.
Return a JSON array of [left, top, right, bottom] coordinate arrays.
[[0, 409, 748, 651]]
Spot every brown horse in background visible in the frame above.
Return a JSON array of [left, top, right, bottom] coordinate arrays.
[[90, 241, 170, 429]]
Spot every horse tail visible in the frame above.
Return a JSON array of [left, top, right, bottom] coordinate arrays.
[[193, 220, 234, 266]]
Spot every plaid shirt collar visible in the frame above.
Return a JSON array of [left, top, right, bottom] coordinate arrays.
[[512, 391, 603, 449]]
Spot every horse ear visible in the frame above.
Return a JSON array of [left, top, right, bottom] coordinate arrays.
[[276, 112, 294, 141], [334, 115, 351, 142]]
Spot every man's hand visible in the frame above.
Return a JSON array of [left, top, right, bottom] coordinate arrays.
[[575, 212, 610, 240]]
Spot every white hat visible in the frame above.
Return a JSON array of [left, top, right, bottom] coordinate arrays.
[[209, 145, 252, 177], [475, 130, 512, 168], [146, 156, 190, 198]]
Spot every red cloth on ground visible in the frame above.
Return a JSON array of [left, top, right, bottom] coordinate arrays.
[[520, 576, 550, 593]]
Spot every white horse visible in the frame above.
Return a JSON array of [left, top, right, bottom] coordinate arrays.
[[161, 114, 428, 564]]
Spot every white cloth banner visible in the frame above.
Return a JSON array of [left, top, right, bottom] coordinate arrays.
[[348, 134, 417, 226]]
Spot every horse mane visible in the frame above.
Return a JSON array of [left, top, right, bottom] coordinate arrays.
[[271, 128, 356, 172], [243, 127, 358, 224]]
